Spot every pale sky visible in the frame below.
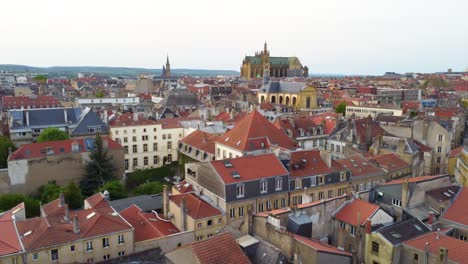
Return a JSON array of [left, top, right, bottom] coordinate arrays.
[[1, 0, 467, 75]]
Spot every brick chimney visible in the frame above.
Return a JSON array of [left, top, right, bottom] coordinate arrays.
[[73, 215, 80, 234], [180, 196, 187, 232], [428, 211, 434, 226], [365, 219, 372, 234]]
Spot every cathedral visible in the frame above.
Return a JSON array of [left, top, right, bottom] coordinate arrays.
[[161, 55, 171, 77], [240, 42, 308, 79]]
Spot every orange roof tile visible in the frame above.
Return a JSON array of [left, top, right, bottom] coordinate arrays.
[[191, 232, 251, 264], [294, 235, 352, 256], [380, 175, 448, 186], [169, 193, 221, 220], [404, 231, 468, 264], [109, 112, 157, 127], [216, 110, 295, 151], [180, 130, 220, 155], [441, 187, 468, 226], [335, 155, 385, 178], [368, 153, 410, 172], [210, 154, 288, 184], [334, 199, 379, 226], [120, 204, 179, 242], [0, 204, 23, 256], [289, 150, 344, 178]]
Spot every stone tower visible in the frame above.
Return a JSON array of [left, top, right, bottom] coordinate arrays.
[[165, 55, 171, 77]]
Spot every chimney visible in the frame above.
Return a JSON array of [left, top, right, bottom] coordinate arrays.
[[428, 211, 434, 226], [439, 247, 448, 264], [103, 190, 110, 201], [436, 227, 440, 240], [163, 185, 169, 218], [133, 112, 138, 121], [103, 110, 108, 124], [25, 110, 30, 126], [73, 215, 80, 234], [319, 150, 332, 168], [365, 219, 372, 234], [59, 192, 65, 207], [397, 138, 405, 154], [180, 196, 187, 231], [64, 204, 70, 221], [401, 178, 409, 208], [424, 243, 430, 264]]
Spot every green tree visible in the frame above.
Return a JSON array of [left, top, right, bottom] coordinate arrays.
[[99, 180, 127, 200], [0, 136, 16, 168], [134, 181, 164, 195], [37, 127, 70, 142], [38, 181, 61, 203], [63, 181, 84, 209], [0, 193, 40, 218], [95, 91, 105, 98], [335, 102, 347, 115], [80, 134, 116, 196], [32, 75, 47, 84]]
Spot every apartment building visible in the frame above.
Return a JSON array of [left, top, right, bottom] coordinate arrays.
[[109, 113, 186, 172], [346, 105, 403, 119]]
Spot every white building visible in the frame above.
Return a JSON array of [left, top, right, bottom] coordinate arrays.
[[346, 105, 403, 119]]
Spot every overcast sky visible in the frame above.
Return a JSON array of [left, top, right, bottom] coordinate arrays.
[[1, 0, 467, 75]]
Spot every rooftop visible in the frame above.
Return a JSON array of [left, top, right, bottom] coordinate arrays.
[[334, 199, 380, 227]]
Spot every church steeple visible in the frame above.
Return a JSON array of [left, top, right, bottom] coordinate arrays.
[[264, 41, 268, 54], [165, 55, 171, 77]]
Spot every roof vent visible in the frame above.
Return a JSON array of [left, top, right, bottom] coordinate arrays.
[[86, 212, 96, 220], [231, 171, 240, 179]]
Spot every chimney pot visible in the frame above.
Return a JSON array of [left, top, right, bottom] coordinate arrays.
[[365, 219, 372, 234], [73, 215, 80, 234], [103, 190, 110, 201]]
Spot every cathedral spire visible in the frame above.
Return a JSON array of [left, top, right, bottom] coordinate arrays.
[[264, 41, 267, 53], [165, 54, 171, 77]]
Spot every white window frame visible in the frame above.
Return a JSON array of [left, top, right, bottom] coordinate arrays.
[[236, 184, 245, 198], [260, 180, 268, 194]]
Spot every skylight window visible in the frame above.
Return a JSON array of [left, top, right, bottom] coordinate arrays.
[[24, 230, 32, 237], [86, 212, 96, 219], [236, 140, 241, 146], [225, 137, 230, 142]]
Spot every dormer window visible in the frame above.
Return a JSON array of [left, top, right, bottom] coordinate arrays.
[[236, 184, 245, 198], [299, 128, 305, 137], [260, 180, 268, 194]]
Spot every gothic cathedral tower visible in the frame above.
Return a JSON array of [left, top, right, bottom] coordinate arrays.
[[165, 55, 171, 77]]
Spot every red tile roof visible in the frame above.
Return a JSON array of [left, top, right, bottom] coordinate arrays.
[[449, 146, 464, 157], [174, 181, 194, 193], [210, 154, 288, 184], [414, 140, 433, 152], [110, 112, 158, 127], [180, 130, 220, 155], [289, 150, 344, 178], [368, 153, 410, 172], [120, 204, 179, 242], [335, 155, 385, 178], [216, 110, 295, 151], [380, 175, 448, 186], [15, 197, 132, 250], [404, 231, 468, 264], [294, 235, 352, 257], [334, 199, 379, 226], [169, 193, 221, 220], [441, 187, 468, 226], [354, 118, 387, 145], [2, 96, 60, 109], [8, 137, 121, 161], [191, 232, 251, 264], [0, 204, 23, 257]]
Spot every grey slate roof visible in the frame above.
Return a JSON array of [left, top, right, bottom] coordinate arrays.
[[260, 81, 306, 94], [160, 89, 202, 107], [377, 218, 430, 245], [71, 108, 109, 136], [109, 194, 163, 212]]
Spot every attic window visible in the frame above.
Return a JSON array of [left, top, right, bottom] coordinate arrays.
[[231, 171, 241, 179], [86, 212, 96, 219], [223, 161, 233, 168]]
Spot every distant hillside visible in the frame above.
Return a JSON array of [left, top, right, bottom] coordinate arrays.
[[0, 64, 239, 77]]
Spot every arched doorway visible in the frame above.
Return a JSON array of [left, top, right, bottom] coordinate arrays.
[[292, 97, 297, 106], [279, 96, 283, 105], [286, 96, 290, 106], [260, 95, 265, 103], [306, 97, 311, 108], [271, 96, 276, 103]]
